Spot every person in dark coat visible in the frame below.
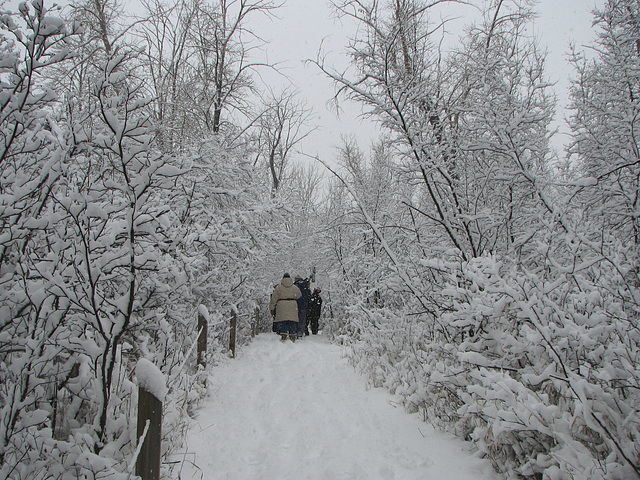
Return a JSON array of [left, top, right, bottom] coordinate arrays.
[[307, 288, 323, 335], [294, 276, 311, 338]]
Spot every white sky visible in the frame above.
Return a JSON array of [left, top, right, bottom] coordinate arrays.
[[10, 0, 596, 169], [105, 0, 603, 165], [9, 0, 603, 165], [249, 0, 604, 165]]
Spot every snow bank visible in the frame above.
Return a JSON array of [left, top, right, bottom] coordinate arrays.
[[177, 335, 497, 480], [136, 358, 167, 402], [197, 304, 209, 321], [568, 176, 598, 187]]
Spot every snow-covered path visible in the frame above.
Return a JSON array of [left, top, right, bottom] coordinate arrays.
[[176, 333, 498, 480]]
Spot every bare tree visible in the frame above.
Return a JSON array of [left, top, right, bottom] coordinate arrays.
[[136, 0, 198, 151], [135, 0, 280, 150], [68, 0, 124, 54], [256, 89, 313, 194], [186, 0, 279, 134]]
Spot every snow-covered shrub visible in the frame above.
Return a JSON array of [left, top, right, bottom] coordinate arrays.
[[445, 255, 639, 479], [317, 1, 640, 478], [0, 3, 273, 478], [337, 249, 639, 479]]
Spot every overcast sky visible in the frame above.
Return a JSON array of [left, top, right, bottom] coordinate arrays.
[[249, 0, 604, 166]]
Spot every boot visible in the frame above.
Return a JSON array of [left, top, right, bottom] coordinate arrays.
[[289, 333, 296, 342], [280, 333, 288, 341]]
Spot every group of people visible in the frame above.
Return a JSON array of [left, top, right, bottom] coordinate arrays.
[[269, 273, 323, 342]]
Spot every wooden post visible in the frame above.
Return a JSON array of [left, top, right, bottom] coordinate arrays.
[[229, 310, 237, 358], [136, 387, 162, 480], [197, 313, 207, 367], [252, 307, 259, 337]]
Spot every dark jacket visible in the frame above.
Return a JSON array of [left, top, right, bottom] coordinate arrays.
[[308, 292, 322, 319], [295, 279, 311, 313]]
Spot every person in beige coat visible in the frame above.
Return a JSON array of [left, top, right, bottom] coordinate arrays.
[[270, 273, 302, 342]]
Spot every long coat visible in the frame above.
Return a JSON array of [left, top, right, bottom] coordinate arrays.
[[270, 277, 302, 322]]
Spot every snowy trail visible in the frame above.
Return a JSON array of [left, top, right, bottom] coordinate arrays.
[[176, 333, 498, 480]]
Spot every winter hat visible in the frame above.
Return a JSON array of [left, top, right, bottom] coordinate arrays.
[[313, 288, 321, 294], [283, 273, 291, 278]]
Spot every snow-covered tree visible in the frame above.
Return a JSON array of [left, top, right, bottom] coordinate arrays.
[[255, 89, 313, 195], [448, 0, 554, 262], [135, 0, 200, 152], [315, 1, 640, 479], [0, 2, 79, 474], [319, 0, 481, 261], [569, 0, 640, 269], [136, 0, 279, 148]]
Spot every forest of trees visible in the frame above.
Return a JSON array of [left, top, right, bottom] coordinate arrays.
[[0, 0, 638, 479]]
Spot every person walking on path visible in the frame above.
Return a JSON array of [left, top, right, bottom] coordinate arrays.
[[270, 273, 301, 342], [307, 288, 323, 335], [294, 276, 311, 338]]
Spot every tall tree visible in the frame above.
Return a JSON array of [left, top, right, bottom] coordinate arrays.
[[316, 0, 554, 301], [136, 0, 198, 152], [136, 0, 279, 149], [448, 0, 554, 261], [186, 0, 279, 135], [58, 0, 135, 99], [569, 0, 640, 257], [256, 89, 313, 195], [319, 0, 482, 261]]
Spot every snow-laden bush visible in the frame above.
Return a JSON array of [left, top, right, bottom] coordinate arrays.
[[318, 1, 640, 478], [0, 3, 275, 478], [445, 256, 639, 479], [339, 253, 639, 479]]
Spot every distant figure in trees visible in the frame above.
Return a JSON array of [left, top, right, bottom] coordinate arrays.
[[294, 276, 311, 338], [269, 273, 302, 342], [307, 288, 323, 335]]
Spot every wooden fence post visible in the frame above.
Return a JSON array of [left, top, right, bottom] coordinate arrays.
[[136, 387, 162, 480], [252, 306, 259, 337], [197, 313, 207, 367], [229, 310, 237, 358]]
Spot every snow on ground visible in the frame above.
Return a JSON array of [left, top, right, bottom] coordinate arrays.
[[175, 333, 499, 480]]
